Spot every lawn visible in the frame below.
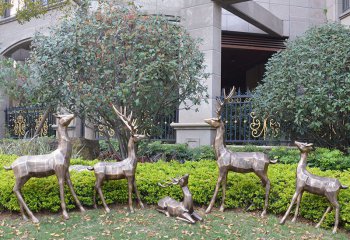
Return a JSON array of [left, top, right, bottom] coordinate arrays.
[[0, 205, 349, 239]]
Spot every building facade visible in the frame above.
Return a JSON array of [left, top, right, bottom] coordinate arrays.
[[0, 0, 349, 145]]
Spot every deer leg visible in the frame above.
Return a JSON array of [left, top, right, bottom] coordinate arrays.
[[256, 171, 271, 218], [57, 173, 69, 220], [219, 172, 228, 212], [95, 176, 110, 213], [13, 176, 38, 223], [191, 211, 203, 222], [316, 206, 332, 229], [127, 177, 135, 213], [326, 193, 340, 234], [280, 189, 301, 225], [292, 191, 303, 223], [132, 177, 144, 209], [205, 171, 225, 214], [65, 171, 85, 212]]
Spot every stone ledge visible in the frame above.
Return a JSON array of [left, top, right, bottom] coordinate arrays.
[[170, 122, 215, 130]]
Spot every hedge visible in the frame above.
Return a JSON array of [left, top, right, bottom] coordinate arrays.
[[0, 154, 350, 230]]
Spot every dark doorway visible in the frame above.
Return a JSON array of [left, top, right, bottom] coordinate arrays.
[[221, 32, 286, 93]]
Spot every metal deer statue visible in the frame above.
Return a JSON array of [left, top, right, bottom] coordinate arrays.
[[280, 141, 348, 234], [204, 87, 277, 217], [89, 105, 146, 213], [4, 114, 85, 223], [157, 174, 202, 224]]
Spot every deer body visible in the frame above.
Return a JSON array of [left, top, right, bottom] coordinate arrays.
[[205, 88, 276, 217], [280, 141, 348, 234], [90, 106, 145, 213], [5, 114, 85, 223], [157, 174, 202, 224]]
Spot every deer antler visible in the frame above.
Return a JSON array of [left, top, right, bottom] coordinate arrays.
[[112, 105, 138, 134], [216, 87, 236, 118]]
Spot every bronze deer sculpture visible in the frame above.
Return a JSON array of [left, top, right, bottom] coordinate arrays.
[[88, 106, 146, 213], [4, 114, 85, 223], [157, 174, 202, 224], [204, 87, 277, 217], [280, 141, 348, 234]]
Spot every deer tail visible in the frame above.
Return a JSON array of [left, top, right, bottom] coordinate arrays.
[[4, 166, 12, 170], [87, 166, 94, 171], [341, 184, 348, 189], [269, 158, 278, 164]]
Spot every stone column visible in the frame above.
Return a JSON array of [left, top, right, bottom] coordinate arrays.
[[171, 1, 222, 147], [0, 91, 9, 138]]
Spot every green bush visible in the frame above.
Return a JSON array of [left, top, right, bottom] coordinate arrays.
[[1, 154, 350, 230]]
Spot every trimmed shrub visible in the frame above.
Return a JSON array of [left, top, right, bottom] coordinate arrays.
[[0, 155, 350, 230]]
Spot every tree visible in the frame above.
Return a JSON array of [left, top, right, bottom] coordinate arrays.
[[252, 23, 350, 152], [27, 0, 208, 157]]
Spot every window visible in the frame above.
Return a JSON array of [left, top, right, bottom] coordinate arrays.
[[343, 0, 350, 12], [3, 0, 11, 18]]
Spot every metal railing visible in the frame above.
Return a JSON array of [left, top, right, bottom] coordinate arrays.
[[220, 90, 291, 145], [5, 105, 56, 139]]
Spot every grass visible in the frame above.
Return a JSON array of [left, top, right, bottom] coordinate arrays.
[[0, 205, 349, 239]]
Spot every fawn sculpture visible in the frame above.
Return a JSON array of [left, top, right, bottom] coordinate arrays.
[[204, 87, 277, 217], [89, 106, 146, 213], [4, 114, 85, 223], [280, 141, 348, 233], [157, 174, 202, 224]]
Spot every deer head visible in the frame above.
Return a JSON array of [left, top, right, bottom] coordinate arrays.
[[158, 174, 189, 188], [295, 141, 315, 153], [56, 114, 75, 127], [204, 87, 235, 128], [112, 105, 148, 142]]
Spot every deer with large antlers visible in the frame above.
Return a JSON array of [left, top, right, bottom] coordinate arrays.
[[280, 141, 348, 234], [88, 105, 146, 213], [204, 87, 277, 217], [4, 114, 85, 223], [157, 174, 202, 224]]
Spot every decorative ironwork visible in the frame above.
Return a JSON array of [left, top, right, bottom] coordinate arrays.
[[5, 105, 55, 139], [250, 112, 280, 140], [221, 89, 290, 145]]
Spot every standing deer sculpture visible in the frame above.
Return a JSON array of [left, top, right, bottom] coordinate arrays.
[[280, 141, 348, 234], [204, 87, 277, 217], [88, 105, 146, 213], [157, 174, 202, 224], [4, 114, 85, 223]]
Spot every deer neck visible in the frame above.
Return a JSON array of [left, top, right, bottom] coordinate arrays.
[[57, 125, 72, 159], [127, 137, 137, 166], [181, 186, 193, 212], [214, 123, 226, 158], [297, 152, 308, 173]]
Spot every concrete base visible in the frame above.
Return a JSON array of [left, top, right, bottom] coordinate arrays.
[[171, 123, 215, 147]]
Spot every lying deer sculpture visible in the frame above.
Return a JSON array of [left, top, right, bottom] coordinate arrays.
[[4, 114, 85, 223], [204, 87, 277, 217], [157, 174, 202, 224], [88, 106, 146, 213], [280, 141, 348, 234]]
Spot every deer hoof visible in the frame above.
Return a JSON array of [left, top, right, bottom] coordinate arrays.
[[80, 207, 86, 213], [279, 219, 286, 225], [219, 206, 225, 212], [291, 218, 297, 223], [315, 224, 320, 228], [63, 211, 69, 220], [32, 217, 39, 224], [205, 207, 211, 214], [105, 208, 111, 213], [22, 215, 29, 221], [140, 202, 145, 209], [261, 210, 267, 218], [332, 228, 337, 234]]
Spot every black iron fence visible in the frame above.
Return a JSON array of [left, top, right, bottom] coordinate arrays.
[[343, 0, 350, 12], [221, 90, 291, 145], [5, 105, 56, 139]]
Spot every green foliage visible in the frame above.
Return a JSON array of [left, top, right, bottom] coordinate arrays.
[[0, 137, 56, 156], [252, 23, 350, 151], [28, 0, 208, 156], [1, 154, 350, 230]]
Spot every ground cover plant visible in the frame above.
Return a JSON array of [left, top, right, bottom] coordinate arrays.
[[0, 207, 349, 239], [0, 154, 350, 231]]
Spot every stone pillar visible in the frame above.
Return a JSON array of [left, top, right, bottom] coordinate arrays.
[[0, 91, 9, 138], [171, 1, 222, 147]]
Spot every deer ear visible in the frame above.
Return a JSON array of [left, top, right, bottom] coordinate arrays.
[[306, 143, 314, 147]]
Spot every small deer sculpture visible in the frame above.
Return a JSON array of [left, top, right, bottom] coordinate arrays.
[[204, 87, 277, 217], [88, 106, 146, 213], [4, 114, 85, 223], [280, 141, 348, 234], [157, 174, 202, 224]]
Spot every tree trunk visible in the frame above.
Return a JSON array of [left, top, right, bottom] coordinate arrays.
[[115, 128, 129, 159], [33, 107, 51, 138]]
